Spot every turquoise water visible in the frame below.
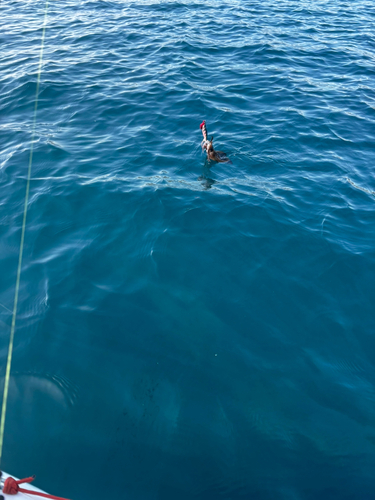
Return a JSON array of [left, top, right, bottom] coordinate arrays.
[[1, 1, 374, 498]]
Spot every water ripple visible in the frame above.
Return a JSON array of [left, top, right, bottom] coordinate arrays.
[[1, 1, 374, 499]]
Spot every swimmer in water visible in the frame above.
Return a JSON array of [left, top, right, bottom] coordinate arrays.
[[200, 120, 231, 163]]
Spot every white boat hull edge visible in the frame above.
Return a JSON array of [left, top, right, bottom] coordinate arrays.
[[1, 471, 49, 499]]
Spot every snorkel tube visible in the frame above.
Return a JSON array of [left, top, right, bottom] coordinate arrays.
[[200, 120, 207, 141]]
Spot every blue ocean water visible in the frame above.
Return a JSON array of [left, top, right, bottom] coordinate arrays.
[[1, 0, 374, 499]]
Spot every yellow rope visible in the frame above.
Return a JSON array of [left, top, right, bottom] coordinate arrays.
[[0, 0, 50, 466]]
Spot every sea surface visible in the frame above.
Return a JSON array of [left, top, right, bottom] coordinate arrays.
[[1, 1, 374, 499]]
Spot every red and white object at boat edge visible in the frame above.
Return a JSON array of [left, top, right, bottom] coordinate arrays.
[[0, 471, 70, 500]]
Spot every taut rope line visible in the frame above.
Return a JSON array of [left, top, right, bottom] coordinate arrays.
[[0, 0, 50, 466]]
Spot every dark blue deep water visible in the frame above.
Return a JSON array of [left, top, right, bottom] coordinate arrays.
[[1, 1, 374, 499]]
